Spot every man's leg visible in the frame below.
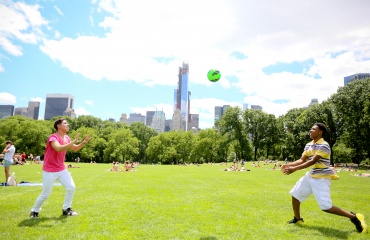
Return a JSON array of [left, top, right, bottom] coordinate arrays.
[[58, 170, 76, 212], [324, 206, 355, 218], [292, 197, 301, 219], [31, 171, 57, 212]]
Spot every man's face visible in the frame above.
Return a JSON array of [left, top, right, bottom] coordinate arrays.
[[58, 120, 70, 132], [309, 125, 322, 139]]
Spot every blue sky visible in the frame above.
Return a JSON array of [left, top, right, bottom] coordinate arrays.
[[1, 0, 370, 129]]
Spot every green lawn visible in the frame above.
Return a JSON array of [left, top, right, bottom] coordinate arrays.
[[0, 163, 369, 240]]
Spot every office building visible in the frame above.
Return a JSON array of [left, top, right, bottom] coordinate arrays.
[[344, 73, 370, 86], [146, 111, 155, 126], [165, 120, 171, 132], [127, 113, 145, 125], [188, 113, 199, 131], [0, 105, 14, 119], [308, 98, 319, 107], [243, 103, 248, 111], [27, 101, 40, 120], [14, 107, 28, 117], [214, 105, 230, 124], [171, 109, 183, 131], [44, 94, 75, 120], [151, 110, 166, 133], [119, 113, 128, 124], [251, 105, 263, 111]]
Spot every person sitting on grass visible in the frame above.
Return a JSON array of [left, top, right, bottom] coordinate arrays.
[[124, 161, 131, 171], [112, 162, 121, 172], [351, 173, 370, 178], [67, 164, 80, 168]]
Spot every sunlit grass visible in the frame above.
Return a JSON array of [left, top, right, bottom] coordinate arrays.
[[0, 163, 369, 239]]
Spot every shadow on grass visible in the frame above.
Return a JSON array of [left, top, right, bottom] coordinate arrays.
[[297, 224, 350, 239], [18, 215, 67, 228], [200, 237, 218, 240]]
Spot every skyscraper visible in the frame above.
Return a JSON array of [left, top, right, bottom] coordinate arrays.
[[146, 111, 155, 126], [214, 105, 231, 124], [44, 94, 75, 120], [127, 113, 145, 125], [0, 105, 14, 119], [14, 107, 28, 117], [171, 109, 182, 131], [151, 110, 166, 133], [174, 62, 190, 130], [214, 106, 223, 124], [251, 105, 263, 111], [344, 73, 370, 86], [243, 103, 248, 111], [119, 113, 128, 124], [27, 101, 40, 120], [188, 114, 199, 130], [308, 98, 318, 107]]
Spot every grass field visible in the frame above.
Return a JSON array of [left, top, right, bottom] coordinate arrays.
[[0, 163, 369, 240]]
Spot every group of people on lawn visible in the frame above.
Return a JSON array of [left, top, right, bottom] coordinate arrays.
[[2, 119, 368, 234]]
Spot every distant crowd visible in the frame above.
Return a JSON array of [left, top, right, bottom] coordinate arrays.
[[0, 152, 41, 165]]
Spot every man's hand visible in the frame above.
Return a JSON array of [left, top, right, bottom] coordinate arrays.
[[83, 134, 91, 144], [281, 164, 295, 175]]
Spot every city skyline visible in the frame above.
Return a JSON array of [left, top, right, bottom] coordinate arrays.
[[1, 1, 370, 129]]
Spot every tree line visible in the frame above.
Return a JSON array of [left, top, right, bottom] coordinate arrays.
[[1, 78, 369, 165]]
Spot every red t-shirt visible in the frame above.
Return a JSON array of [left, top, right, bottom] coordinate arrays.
[[42, 134, 71, 172]]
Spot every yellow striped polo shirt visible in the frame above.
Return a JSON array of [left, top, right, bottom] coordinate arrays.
[[303, 138, 337, 179]]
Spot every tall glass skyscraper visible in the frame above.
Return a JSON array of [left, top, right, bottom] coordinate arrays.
[[174, 62, 189, 130], [44, 94, 74, 120]]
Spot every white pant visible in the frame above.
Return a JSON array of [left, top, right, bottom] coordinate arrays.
[[31, 169, 76, 212], [289, 172, 332, 210]]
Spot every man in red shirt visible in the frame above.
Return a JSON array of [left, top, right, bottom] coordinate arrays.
[[29, 118, 91, 218]]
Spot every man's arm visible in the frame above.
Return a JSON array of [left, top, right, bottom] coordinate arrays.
[[70, 134, 91, 152], [2, 144, 11, 153], [282, 154, 321, 175]]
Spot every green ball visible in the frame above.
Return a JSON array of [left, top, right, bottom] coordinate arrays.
[[207, 69, 221, 82]]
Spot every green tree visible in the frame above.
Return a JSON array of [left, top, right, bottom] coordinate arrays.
[[15, 119, 51, 157], [73, 115, 103, 130], [331, 78, 370, 164], [243, 109, 276, 161], [103, 128, 139, 162], [68, 127, 103, 163], [217, 107, 252, 161], [129, 122, 158, 163], [146, 133, 177, 164], [190, 128, 225, 163], [280, 108, 307, 160]]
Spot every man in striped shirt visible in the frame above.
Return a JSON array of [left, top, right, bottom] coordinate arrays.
[[281, 123, 367, 234]]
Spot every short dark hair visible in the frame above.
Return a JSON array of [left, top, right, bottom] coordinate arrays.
[[54, 118, 66, 131], [6, 141, 13, 145], [314, 122, 327, 136]]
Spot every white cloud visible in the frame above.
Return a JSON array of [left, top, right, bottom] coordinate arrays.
[[0, 1, 48, 56], [85, 100, 94, 106], [2, 0, 370, 128], [0, 92, 16, 104], [75, 107, 91, 116], [53, 6, 64, 16], [30, 97, 45, 103]]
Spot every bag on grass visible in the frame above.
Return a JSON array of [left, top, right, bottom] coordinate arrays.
[[7, 172, 17, 186]]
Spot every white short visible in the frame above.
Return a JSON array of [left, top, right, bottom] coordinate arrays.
[[289, 172, 332, 210]]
